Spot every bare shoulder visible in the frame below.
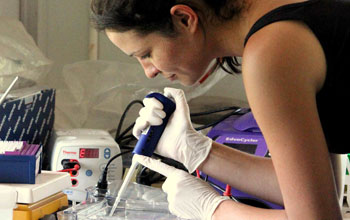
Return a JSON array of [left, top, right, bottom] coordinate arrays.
[[243, 20, 326, 93], [241, 20, 328, 154], [241, 21, 327, 134], [241, 21, 342, 218]]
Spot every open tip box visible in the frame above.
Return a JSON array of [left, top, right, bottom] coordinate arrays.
[[0, 144, 42, 184]]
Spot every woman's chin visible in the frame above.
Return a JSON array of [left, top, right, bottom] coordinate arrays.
[[176, 76, 202, 87], [181, 80, 196, 87]]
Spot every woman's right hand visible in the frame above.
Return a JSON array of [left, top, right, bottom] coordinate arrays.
[[132, 87, 212, 173], [133, 154, 230, 220]]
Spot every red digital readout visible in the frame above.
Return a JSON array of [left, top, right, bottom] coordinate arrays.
[[79, 148, 99, 158]]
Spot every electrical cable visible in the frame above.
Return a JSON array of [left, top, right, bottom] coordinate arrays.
[[207, 176, 270, 208], [111, 99, 249, 188], [118, 134, 135, 146], [200, 171, 274, 206], [207, 181, 238, 202], [194, 108, 248, 131], [106, 148, 132, 169], [116, 106, 245, 142], [116, 123, 135, 143], [115, 99, 246, 145], [196, 170, 239, 201], [96, 148, 133, 193], [136, 165, 166, 186], [190, 106, 240, 117], [198, 172, 238, 202], [115, 100, 144, 142]]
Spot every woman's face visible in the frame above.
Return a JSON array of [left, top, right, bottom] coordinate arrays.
[[106, 29, 213, 86]]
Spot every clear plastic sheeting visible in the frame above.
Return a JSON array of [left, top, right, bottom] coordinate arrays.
[[57, 182, 187, 220], [50, 59, 246, 131], [0, 75, 36, 94], [0, 17, 52, 83], [0, 17, 248, 132]]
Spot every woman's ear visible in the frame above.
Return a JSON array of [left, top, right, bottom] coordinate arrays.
[[170, 5, 199, 34]]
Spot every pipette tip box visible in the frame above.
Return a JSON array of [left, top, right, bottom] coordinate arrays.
[[0, 142, 42, 184]]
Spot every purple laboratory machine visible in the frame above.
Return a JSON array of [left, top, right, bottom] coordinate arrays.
[[204, 111, 283, 209]]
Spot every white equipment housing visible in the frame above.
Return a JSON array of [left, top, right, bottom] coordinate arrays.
[[48, 129, 123, 202]]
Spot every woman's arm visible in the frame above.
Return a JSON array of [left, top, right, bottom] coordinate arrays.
[[213, 200, 287, 220], [208, 20, 342, 219], [199, 141, 284, 205]]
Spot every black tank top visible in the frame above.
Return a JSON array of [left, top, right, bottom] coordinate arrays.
[[244, 0, 350, 154]]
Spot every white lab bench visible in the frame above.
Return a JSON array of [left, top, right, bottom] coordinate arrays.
[[0, 171, 71, 220]]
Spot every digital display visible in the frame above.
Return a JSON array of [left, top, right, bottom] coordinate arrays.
[[79, 148, 99, 158], [224, 143, 258, 154]]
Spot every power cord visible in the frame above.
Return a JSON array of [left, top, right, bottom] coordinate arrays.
[[115, 100, 144, 144], [105, 98, 248, 191], [194, 108, 247, 131], [190, 106, 241, 117], [135, 108, 249, 186], [96, 148, 133, 196]]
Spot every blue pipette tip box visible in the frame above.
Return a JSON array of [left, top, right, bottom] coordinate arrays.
[[0, 145, 43, 184]]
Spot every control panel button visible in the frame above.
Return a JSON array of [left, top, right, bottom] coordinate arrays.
[[104, 148, 111, 159], [86, 170, 93, 176]]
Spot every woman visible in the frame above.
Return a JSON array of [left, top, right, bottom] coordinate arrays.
[[91, 0, 350, 219]]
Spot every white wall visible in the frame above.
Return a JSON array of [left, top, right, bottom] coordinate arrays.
[[19, 0, 138, 82], [32, 0, 91, 74], [0, 0, 20, 19], [19, 0, 248, 104], [20, 0, 40, 47]]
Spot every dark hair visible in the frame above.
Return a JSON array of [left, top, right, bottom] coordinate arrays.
[[90, 0, 242, 74]]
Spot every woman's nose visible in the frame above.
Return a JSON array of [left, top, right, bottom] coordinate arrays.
[[139, 60, 160, 79]]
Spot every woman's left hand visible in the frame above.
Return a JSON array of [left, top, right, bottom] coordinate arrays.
[[133, 154, 230, 220]]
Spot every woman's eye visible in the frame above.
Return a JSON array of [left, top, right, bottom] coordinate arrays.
[[140, 53, 151, 60]]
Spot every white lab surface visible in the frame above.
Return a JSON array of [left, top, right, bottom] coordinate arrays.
[[0, 185, 17, 220], [0, 171, 71, 204]]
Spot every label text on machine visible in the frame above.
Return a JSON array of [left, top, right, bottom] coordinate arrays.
[[225, 137, 259, 143]]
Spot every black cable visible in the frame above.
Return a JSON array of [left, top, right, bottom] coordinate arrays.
[[111, 99, 251, 190], [115, 100, 144, 142], [206, 178, 270, 207], [135, 156, 187, 186], [208, 181, 226, 193], [136, 165, 166, 186], [203, 175, 238, 202], [96, 148, 133, 193], [106, 149, 132, 168], [195, 108, 246, 131], [118, 134, 136, 146], [115, 100, 246, 146], [115, 123, 136, 143], [115, 100, 242, 142], [117, 145, 134, 151], [190, 106, 240, 117]]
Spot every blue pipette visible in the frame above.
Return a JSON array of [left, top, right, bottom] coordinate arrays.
[[109, 92, 176, 216]]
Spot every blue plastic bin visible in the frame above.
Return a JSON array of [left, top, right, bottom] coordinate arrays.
[[0, 146, 42, 184]]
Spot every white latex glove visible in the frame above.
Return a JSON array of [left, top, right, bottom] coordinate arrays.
[[133, 154, 230, 220], [133, 87, 212, 173]]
